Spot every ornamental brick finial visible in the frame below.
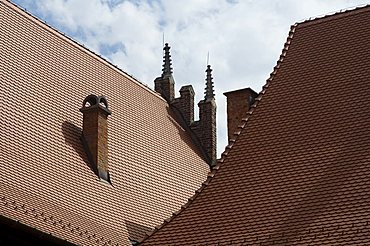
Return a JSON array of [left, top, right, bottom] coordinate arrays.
[[204, 65, 215, 101], [162, 43, 173, 77]]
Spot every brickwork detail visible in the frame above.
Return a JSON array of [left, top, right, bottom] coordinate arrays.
[[190, 65, 217, 166], [80, 95, 112, 180], [224, 88, 257, 141], [171, 85, 195, 125], [154, 76, 175, 102], [191, 98, 217, 166], [154, 44, 217, 166]]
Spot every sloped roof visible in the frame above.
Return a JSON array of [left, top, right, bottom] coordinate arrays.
[[0, 0, 210, 245], [139, 5, 370, 246]]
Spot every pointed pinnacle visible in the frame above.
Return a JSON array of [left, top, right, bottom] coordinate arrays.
[[162, 43, 173, 77], [204, 65, 215, 100]]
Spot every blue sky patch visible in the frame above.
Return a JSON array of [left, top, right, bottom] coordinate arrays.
[[99, 42, 126, 56]]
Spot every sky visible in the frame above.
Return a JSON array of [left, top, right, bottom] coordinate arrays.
[[11, 0, 370, 156]]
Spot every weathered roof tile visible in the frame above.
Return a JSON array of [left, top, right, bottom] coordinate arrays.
[[0, 0, 210, 244]]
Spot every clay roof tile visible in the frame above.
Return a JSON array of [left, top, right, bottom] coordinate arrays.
[[0, 0, 210, 244], [139, 5, 370, 245]]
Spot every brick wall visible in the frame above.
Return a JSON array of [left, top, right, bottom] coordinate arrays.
[[154, 75, 175, 102], [171, 85, 195, 125], [192, 98, 217, 166]]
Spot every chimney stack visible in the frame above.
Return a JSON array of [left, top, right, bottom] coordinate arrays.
[[172, 85, 195, 125], [80, 95, 112, 182], [224, 88, 257, 142]]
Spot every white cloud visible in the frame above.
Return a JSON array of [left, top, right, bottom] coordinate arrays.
[[12, 0, 370, 156]]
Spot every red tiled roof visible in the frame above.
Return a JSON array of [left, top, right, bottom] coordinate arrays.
[[140, 5, 370, 246], [0, 0, 210, 245]]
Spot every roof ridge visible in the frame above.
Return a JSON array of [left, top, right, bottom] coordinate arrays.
[[3, 0, 164, 102], [296, 4, 370, 27], [138, 23, 298, 246], [0, 194, 120, 245]]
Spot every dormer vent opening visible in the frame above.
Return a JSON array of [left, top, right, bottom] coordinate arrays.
[[80, 95, 112, 184]]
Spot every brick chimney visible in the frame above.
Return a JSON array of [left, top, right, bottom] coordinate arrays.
[[80, 95, 112, 183], [224, 88, 257, 141], [171, 85, 195, 125], [154, 43, 175, 102], [191, 65, 217, 166]]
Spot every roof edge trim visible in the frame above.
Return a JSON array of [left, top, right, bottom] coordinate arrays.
[[296, 4, 370, 28], [138, 23, 298, 246]]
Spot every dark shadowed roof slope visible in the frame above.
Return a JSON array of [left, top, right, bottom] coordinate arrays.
[[140, 5, 370, 246], [0, 0, 210, 245]]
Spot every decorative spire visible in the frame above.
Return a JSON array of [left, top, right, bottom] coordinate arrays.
[[162, 43, 173, 77], [204, 65, 215, 101]]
